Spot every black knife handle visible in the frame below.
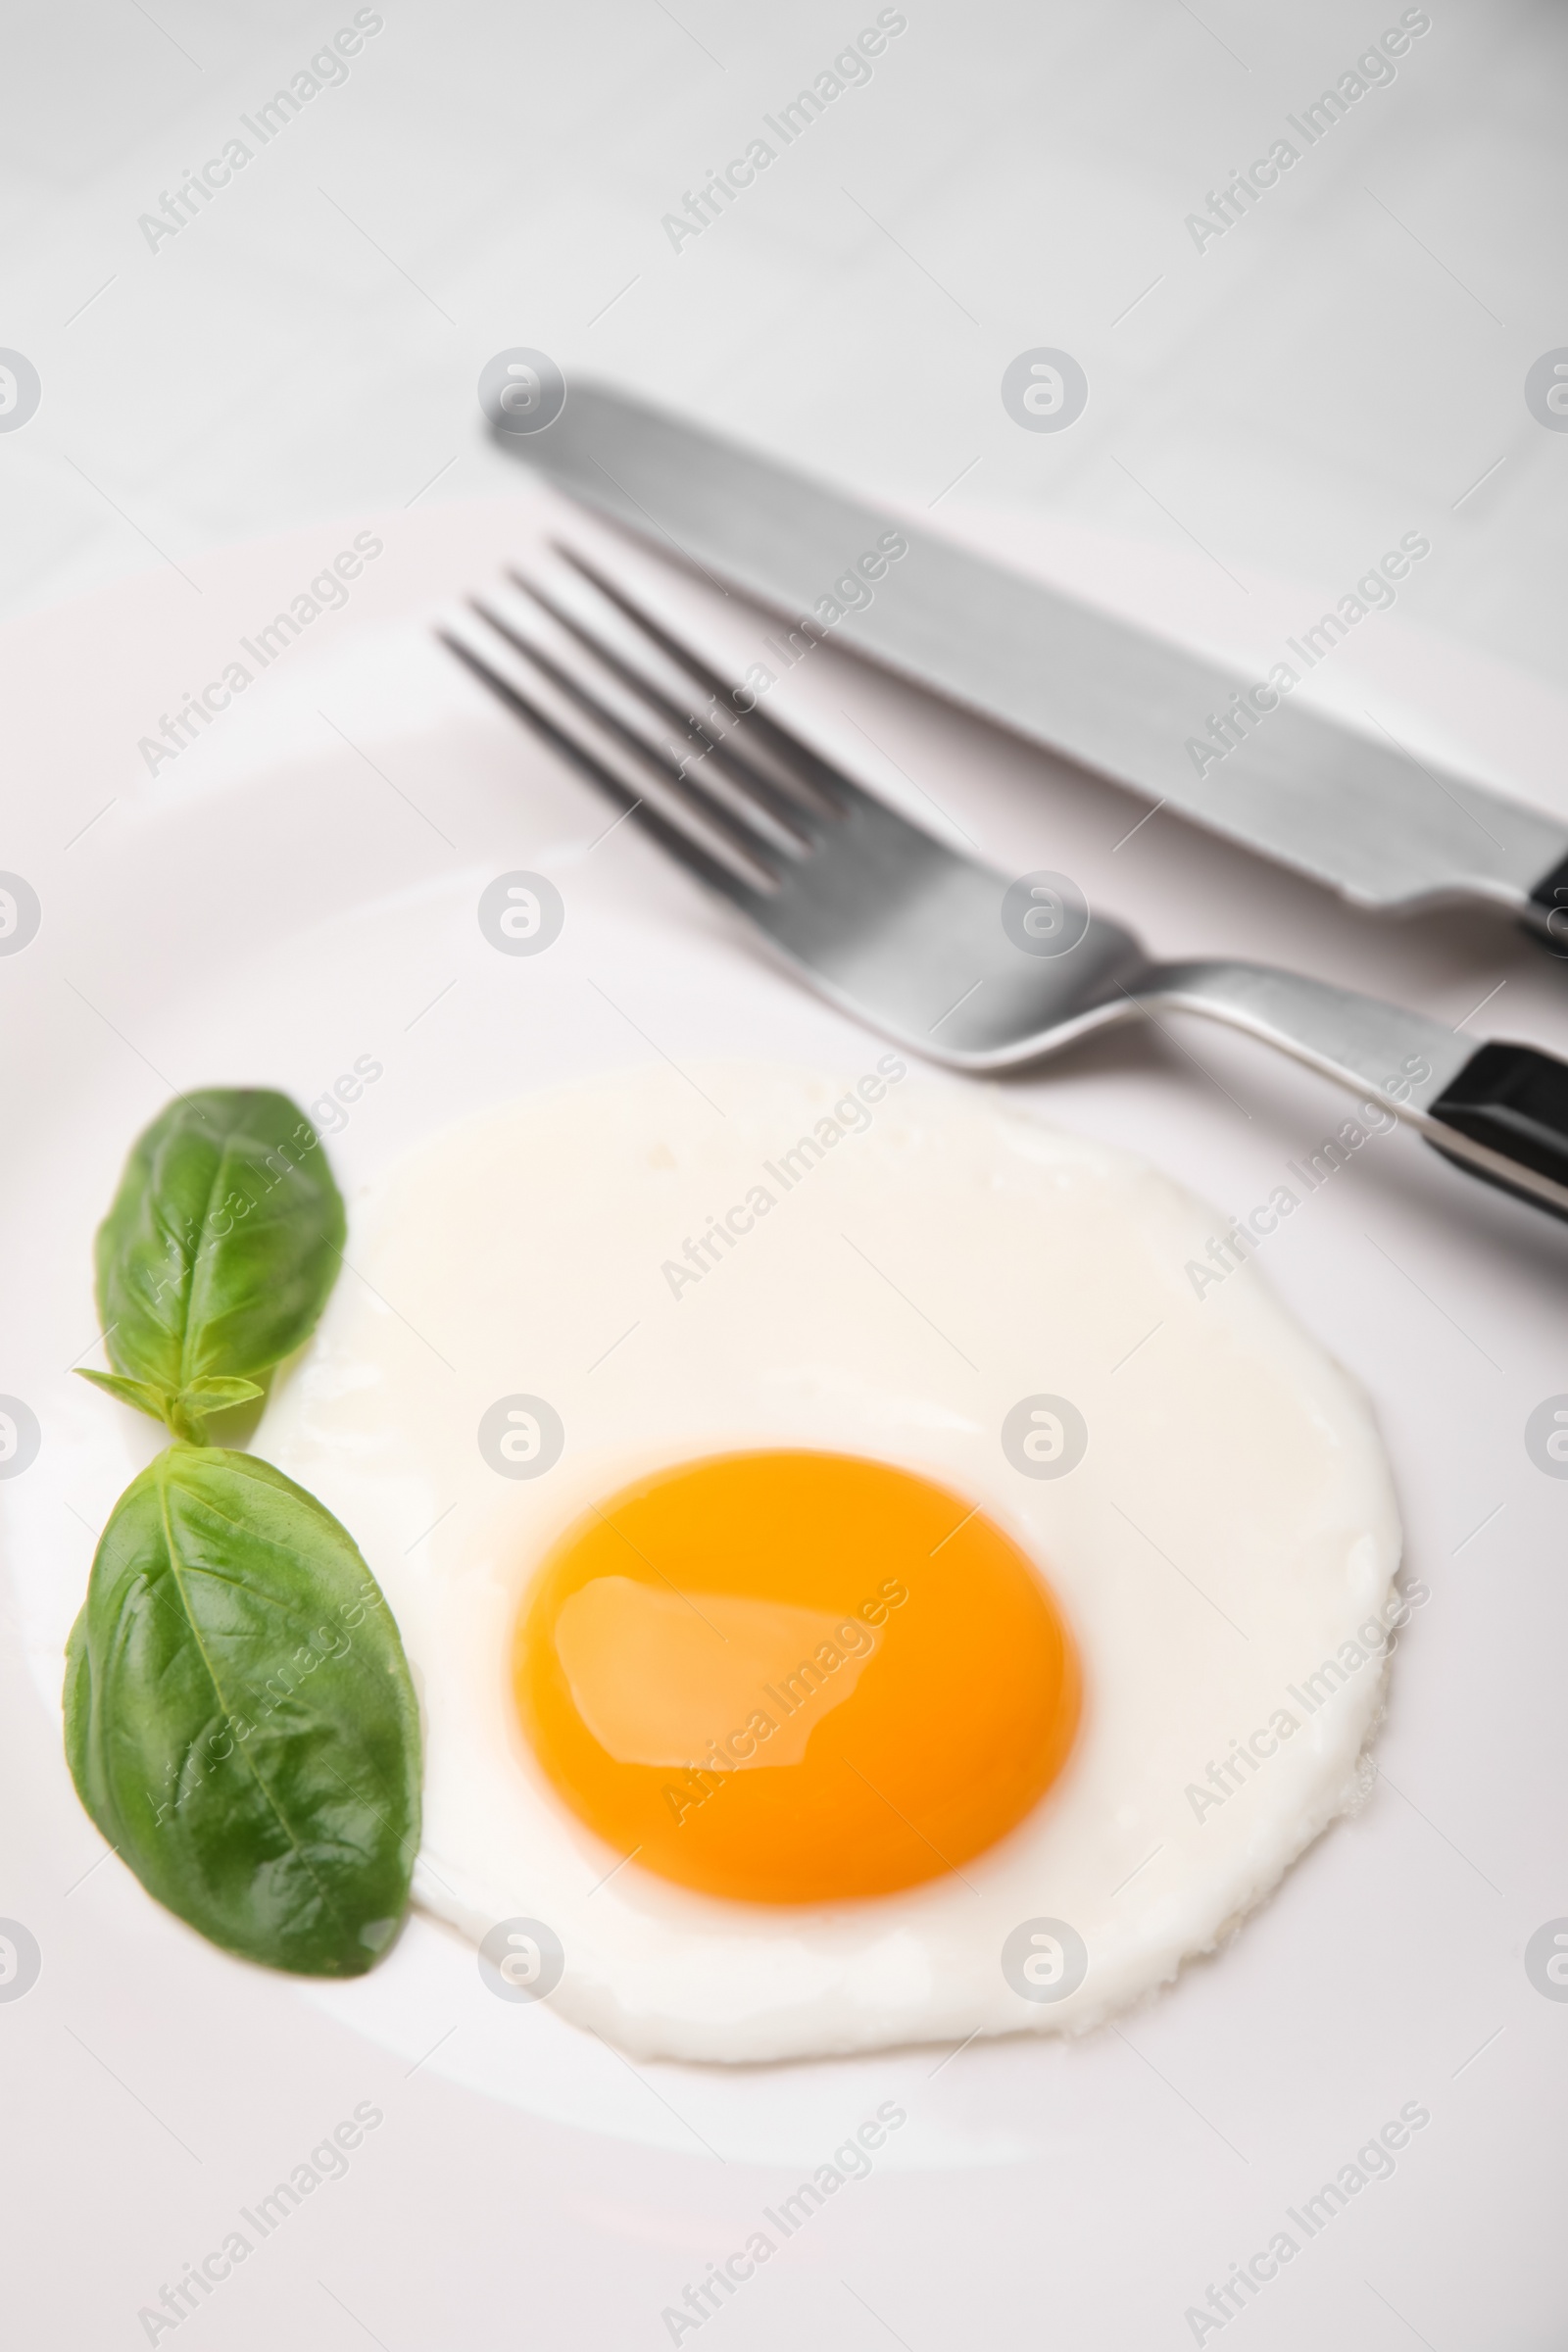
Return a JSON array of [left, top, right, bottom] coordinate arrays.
[[1426, 1041, 1568, 1224]]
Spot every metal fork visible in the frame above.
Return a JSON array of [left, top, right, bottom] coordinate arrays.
[[441, 546, 1568, 1230]]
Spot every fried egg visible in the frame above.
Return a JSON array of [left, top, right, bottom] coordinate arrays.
[[260, 1061, 1401, 2063]]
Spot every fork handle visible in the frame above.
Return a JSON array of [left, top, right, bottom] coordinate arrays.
[[1143, 959, 1568, 1227]]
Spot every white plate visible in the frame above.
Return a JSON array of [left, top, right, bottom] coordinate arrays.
[[3, 489, 1566, 2347]]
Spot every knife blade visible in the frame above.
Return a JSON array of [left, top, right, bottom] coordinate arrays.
[[493, 382, 1568, 945]]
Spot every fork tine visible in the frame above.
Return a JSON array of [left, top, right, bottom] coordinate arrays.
[[439, 627, 763, 907], [469, 596, 789, 885], [507, 567, 821, 852], [552, 543, 870, 815]]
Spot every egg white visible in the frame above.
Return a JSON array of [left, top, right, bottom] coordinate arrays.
[[260, 1061, 1401, 2063]]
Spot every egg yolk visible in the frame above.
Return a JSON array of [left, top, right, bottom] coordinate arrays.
[[514, 1449, 1081, 1904]]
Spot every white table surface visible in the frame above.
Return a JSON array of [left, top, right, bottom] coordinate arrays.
[[2, 4, 1566, 2347]]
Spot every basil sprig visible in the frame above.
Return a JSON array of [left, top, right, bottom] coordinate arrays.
[[80, 1088, 345, 1443], [66, 1088, 421, 1979], [66, 1449, 420, 1977]]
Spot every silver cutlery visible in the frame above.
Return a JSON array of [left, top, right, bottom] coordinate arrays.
[[442, 546, 1568, 1230], [491, 381, 1568, 951]]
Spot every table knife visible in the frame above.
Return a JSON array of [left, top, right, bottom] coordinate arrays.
[[492, 382, 1568, 947]]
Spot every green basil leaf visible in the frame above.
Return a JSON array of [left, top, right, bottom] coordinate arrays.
[[74, 1369, 267, 1444], [179, 1375, 266, 1410], [94, 1089, 346, 1425], [64, 1446, 421, 1977], [74, 1369, 171, 1423], [167, 1375, 268, 1445]]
